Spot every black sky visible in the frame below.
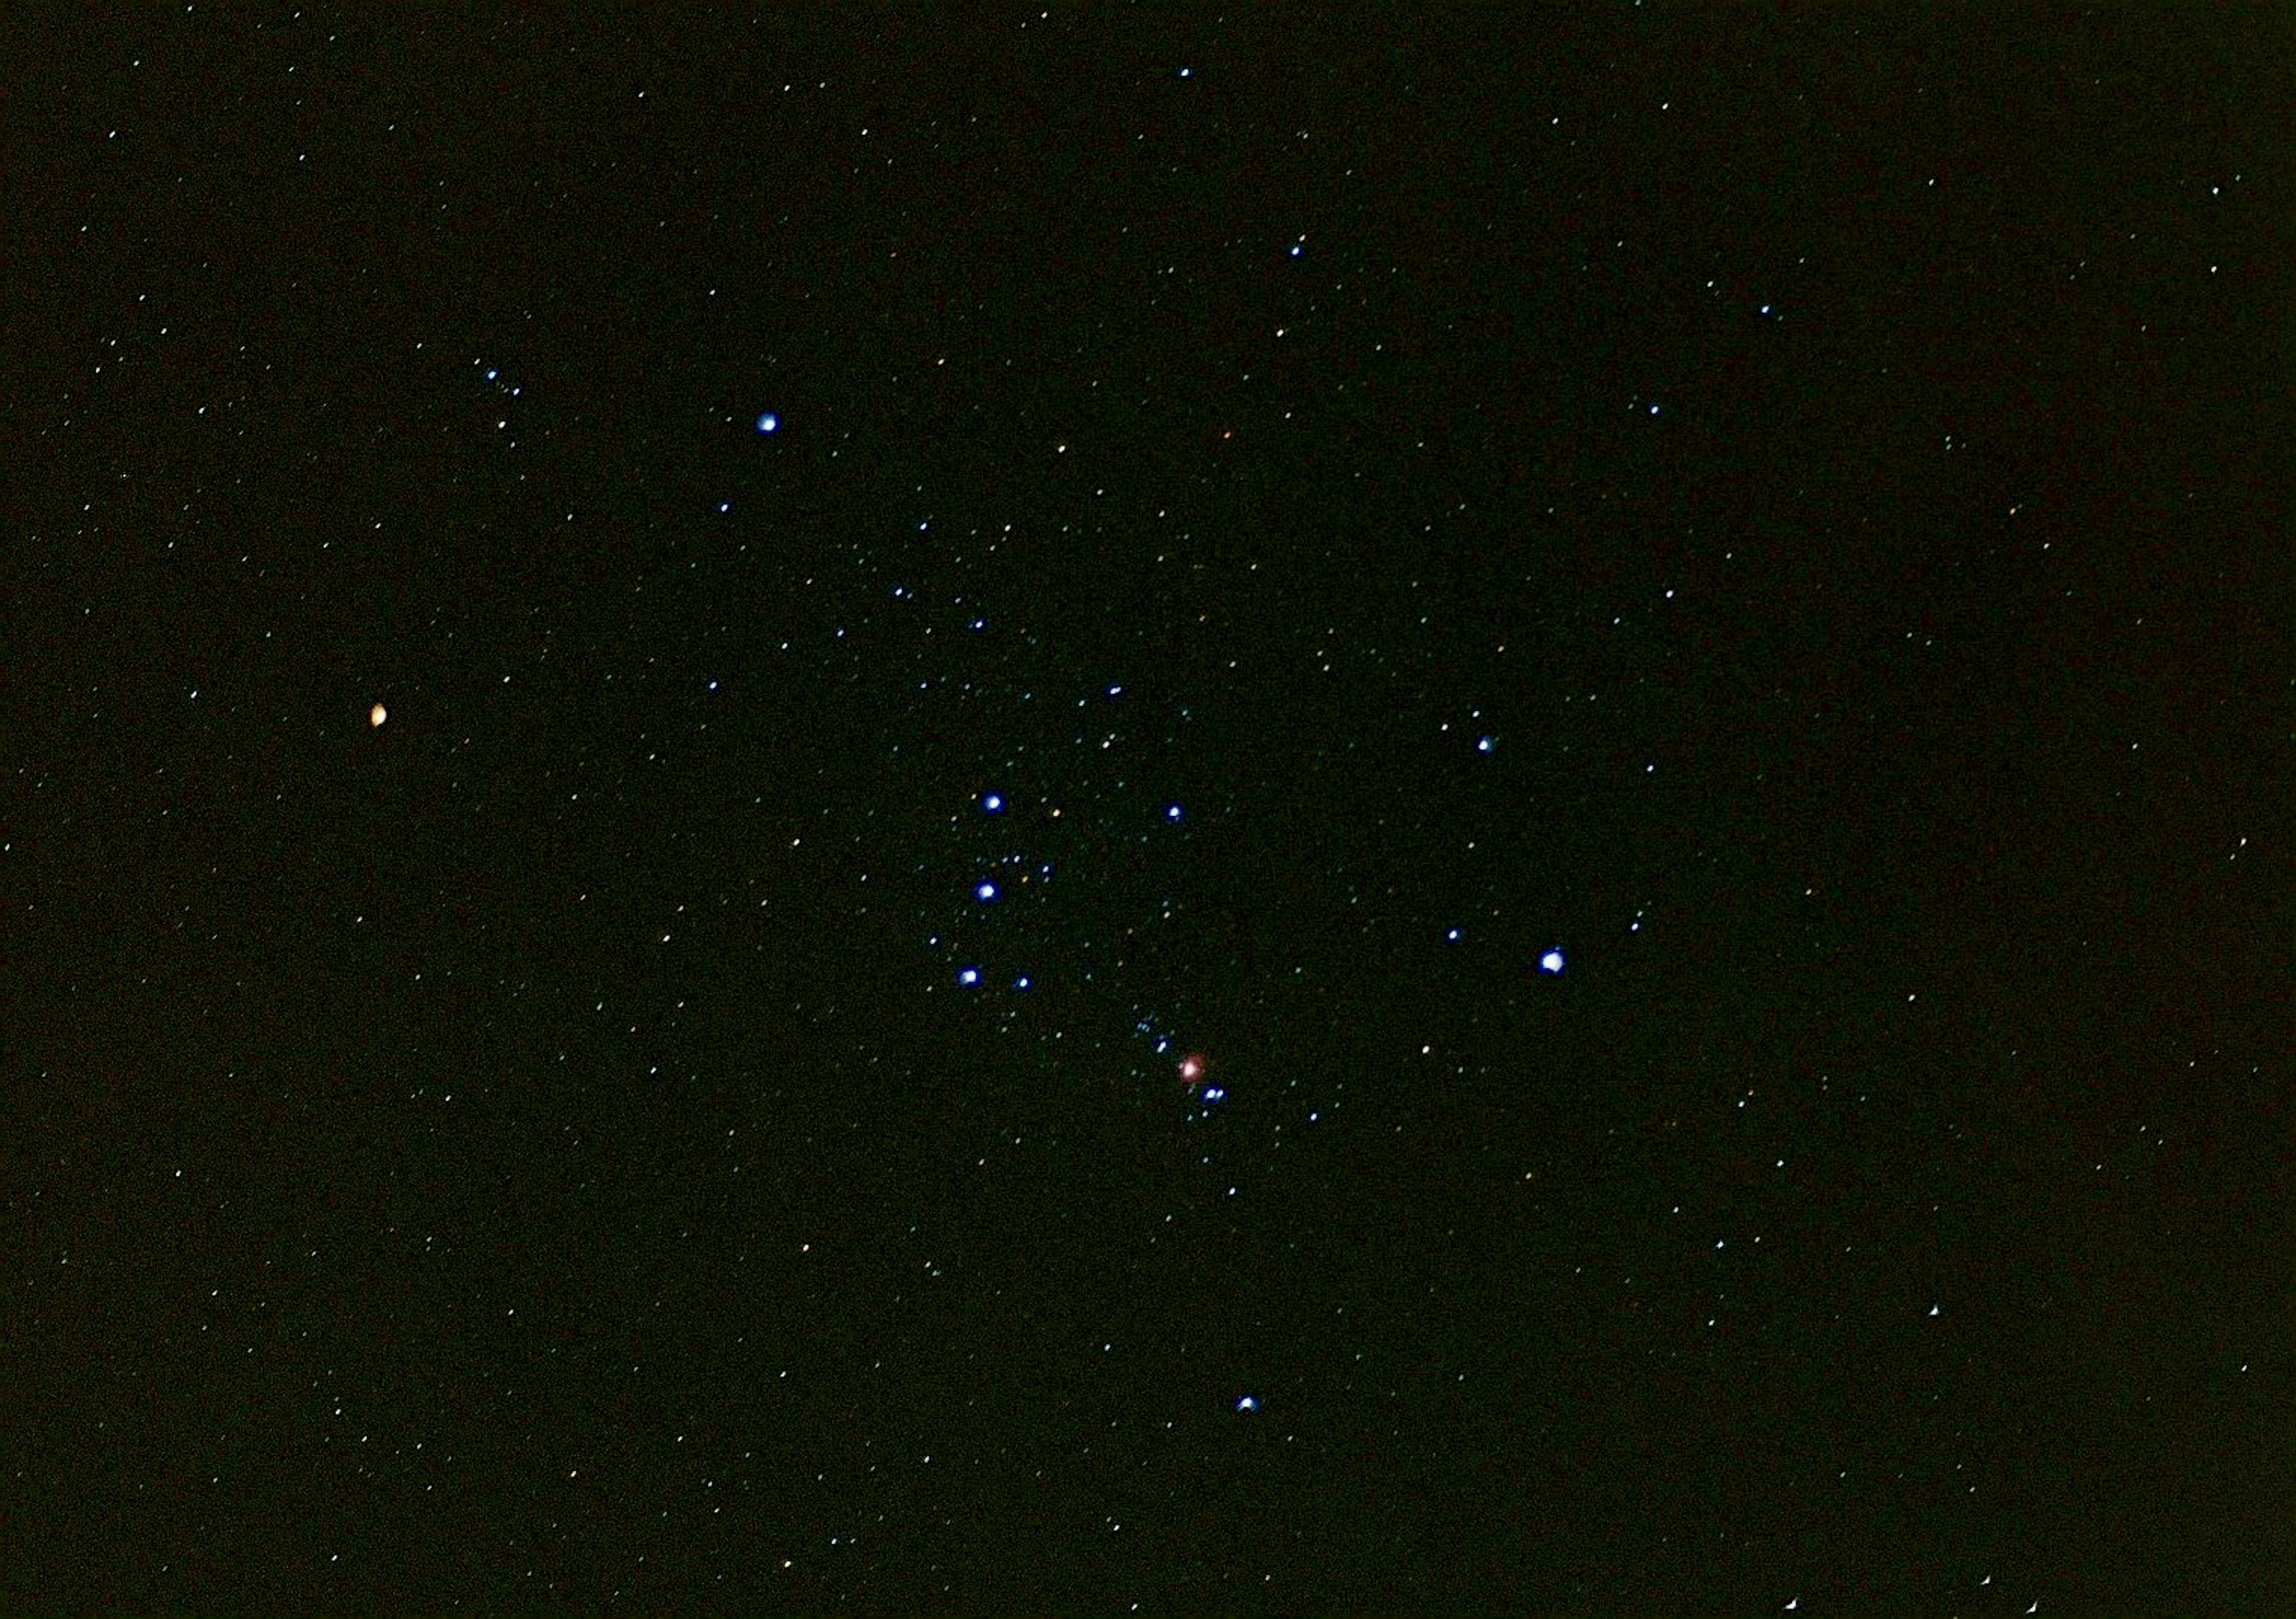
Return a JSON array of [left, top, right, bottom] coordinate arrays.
[[8, 7, 2290, 1613]]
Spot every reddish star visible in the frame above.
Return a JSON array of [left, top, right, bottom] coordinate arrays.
[[1178, 1052, 1208, 1088]]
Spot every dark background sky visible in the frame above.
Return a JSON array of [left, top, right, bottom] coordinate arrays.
[[8, 7, 2288, 1613]]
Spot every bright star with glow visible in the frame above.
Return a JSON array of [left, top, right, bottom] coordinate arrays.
[[755, 411, 780, 433]]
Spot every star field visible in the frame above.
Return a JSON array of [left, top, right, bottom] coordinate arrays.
[[8, 9, 2289, 1614]]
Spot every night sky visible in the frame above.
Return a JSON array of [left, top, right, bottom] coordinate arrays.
[[10, 9, 2289, 1614]]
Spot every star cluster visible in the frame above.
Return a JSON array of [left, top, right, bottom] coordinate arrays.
[[10, 9, 2281, 1616]]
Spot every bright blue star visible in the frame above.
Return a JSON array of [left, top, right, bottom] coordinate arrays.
[[755, 411, 780, 434], [975, 880, 999, 902], [1164, 804, 1183, 821], [1234, 1394, 1258, 1412], [957, 966, 981, 986], [981, 792, 1004, 812], [1540, 949, 1565, 975]]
